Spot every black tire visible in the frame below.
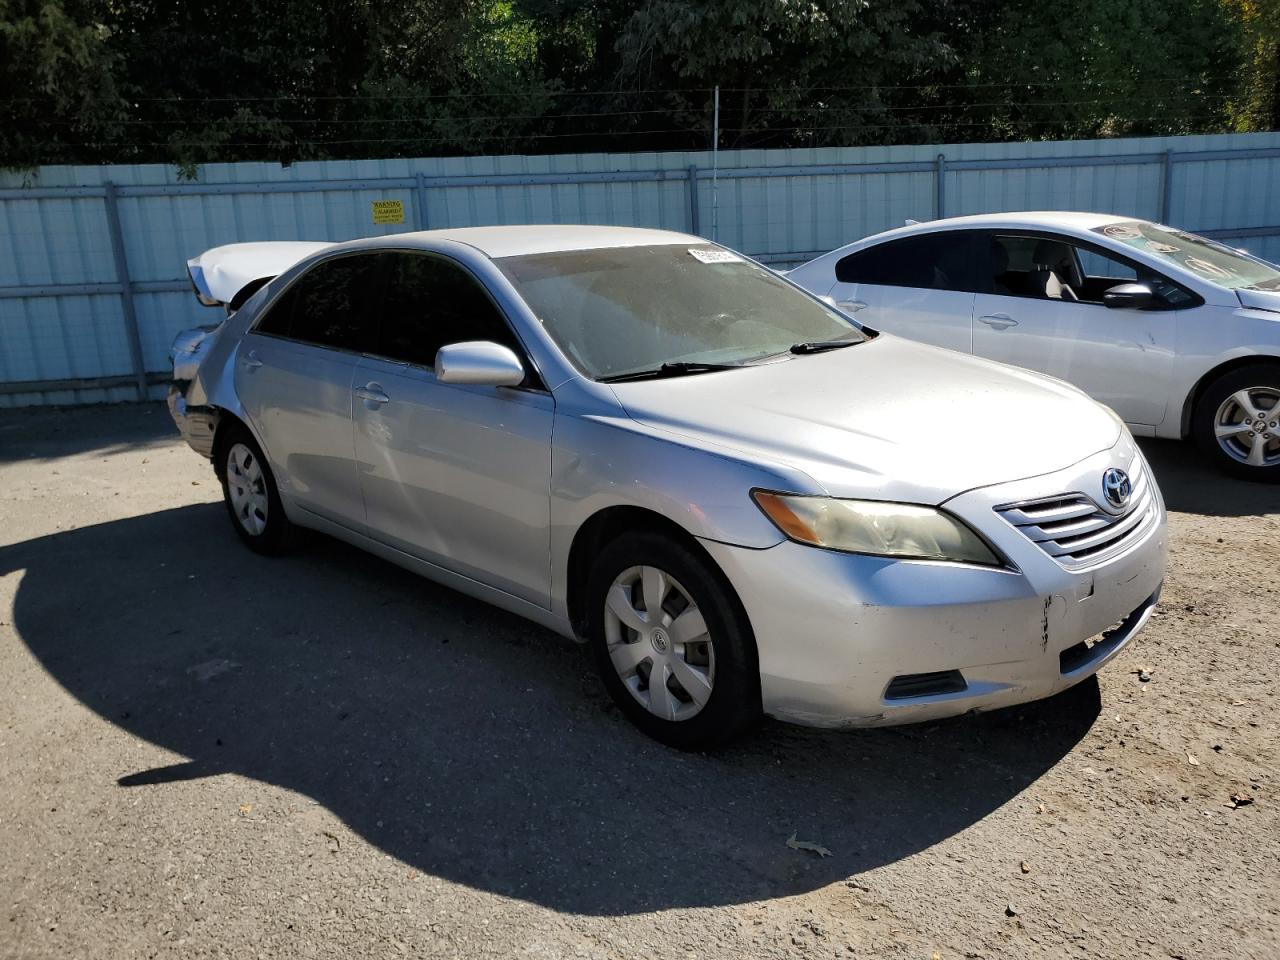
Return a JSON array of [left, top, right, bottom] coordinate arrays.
[[587, 531, 761, 750], [214, 422, 292, 554], [1192, 363, 1280, 483]]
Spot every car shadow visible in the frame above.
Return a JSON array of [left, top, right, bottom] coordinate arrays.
[[0, 502, 1099, 915], [0, 403, 177, 464], [1137, 437, 1280, 517]]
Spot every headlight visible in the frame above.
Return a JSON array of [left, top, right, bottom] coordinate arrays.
[[751, 491, 1001, 566]]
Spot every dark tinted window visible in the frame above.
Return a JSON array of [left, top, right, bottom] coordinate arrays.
[[254, 255, 379, 351], [255, 285, 294, 337], [376, 253, 518, 367], [836, 232, 982, 292]]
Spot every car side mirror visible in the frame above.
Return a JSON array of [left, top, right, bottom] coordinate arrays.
[[435, 341, 525, 387], [1103, 282, 1155, 310]]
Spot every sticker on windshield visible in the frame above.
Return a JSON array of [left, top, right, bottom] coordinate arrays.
[[1183, 256, 1233, 279], [1102, 223, 1143, 241], [688, 248, 742, 264]]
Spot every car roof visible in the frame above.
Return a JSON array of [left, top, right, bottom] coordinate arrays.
[[869, 211, 1134, 244], [354, 224, 702, 259]]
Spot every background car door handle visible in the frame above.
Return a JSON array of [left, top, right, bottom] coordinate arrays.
[[978, 314, 1018, 329], [835, 299, 868, 313], [240, 350, 263, 369], [355, 382, 390, 405]]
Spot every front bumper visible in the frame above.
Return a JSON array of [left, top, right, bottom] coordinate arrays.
[[167, 386, 219, 459], [701, 439, 1168, 728]]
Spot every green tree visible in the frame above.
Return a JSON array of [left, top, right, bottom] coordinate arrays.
[[1225, 0, 1280, 129], [923, 0, 1243, 141], [0, 0, 128, 167]]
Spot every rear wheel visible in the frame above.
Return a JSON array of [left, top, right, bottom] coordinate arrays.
[[215, 424, 292, 553], [587, 531, 760, 749], [1193, 364, 1280, 482]]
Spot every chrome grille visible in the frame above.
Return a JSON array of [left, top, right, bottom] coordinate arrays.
[[994, 457, 1156, 568]]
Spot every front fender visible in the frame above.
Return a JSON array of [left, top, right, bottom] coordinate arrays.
[[547, 404, 822, 623]]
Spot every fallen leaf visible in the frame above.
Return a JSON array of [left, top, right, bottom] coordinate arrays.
[[1020, 861, 1031, 874], [786, 832, 832, 858], [1186, 752, 1200, 766], [1227, 792, 1254, 809], [238, 803, 253, 815]]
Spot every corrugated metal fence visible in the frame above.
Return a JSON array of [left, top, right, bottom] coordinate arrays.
[[2, 131, 1279, 407]]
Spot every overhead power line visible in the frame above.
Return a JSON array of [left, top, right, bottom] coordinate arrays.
[[0, 74, 1243, 106]]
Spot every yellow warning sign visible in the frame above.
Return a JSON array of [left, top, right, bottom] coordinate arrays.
[[371, 199, 405, 225]]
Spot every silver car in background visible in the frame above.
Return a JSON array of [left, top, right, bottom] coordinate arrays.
[[169, 225, 1167, 749]]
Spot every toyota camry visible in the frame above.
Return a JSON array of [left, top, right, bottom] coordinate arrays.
[[169, 226, 1167, 748]]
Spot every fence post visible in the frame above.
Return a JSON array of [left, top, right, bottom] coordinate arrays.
[[103, 181, 148, 400], [686, 165, 701, 235], [935, 153, 946, 220], [1159, 149, 1174, 224], [415, 172, 429, 230]]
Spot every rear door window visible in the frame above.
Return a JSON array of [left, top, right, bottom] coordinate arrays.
[[836, 232, 984, 292], [254, 254, 380, 352]]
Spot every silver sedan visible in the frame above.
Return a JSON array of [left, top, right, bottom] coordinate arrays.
[[169, 226, 1167, 748]]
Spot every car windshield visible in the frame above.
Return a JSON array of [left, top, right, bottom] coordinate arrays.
[[1092, 221, 1280, 291], [496, 243, 864, 380]]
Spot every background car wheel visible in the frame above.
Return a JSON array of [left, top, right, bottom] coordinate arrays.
[[1193, 363, 1280, 482], [214, 424, 292, 553], [587, 531, 760, 750]]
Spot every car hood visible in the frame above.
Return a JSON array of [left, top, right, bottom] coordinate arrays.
[[607, 336, 1121, 505], [1237, 287, 1280, 315]]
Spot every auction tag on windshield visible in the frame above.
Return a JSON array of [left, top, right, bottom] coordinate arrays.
[[688, 247, 741, 264]]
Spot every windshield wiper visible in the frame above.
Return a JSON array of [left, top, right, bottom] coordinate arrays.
[[789, 339, 860, 355], [599, 361, 744, 383]]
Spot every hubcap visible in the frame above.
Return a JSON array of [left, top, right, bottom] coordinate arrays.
[[602, 565, 715, 722], [1214, 387, 1280, 468], [226, 443, 269, 536]]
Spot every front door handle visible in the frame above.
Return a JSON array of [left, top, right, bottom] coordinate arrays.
[[835, 299, 868, 313], [978, 313, 1018, 330], [240, 350, 263, 369], [355, 382, 390, 405]]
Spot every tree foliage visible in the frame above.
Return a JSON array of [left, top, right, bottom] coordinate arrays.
[[0, 0, 1273, 170]]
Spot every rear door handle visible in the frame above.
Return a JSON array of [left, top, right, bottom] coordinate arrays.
[[835, 299, 868, 313], [978, 313, 1018, 329], [240, 350, 263, 369], [355, 382, 390, 405]]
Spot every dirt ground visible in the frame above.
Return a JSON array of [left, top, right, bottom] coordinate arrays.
[[0, 402, 1276, 960]]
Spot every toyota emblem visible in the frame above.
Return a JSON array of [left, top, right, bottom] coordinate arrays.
[[1102, 467, 1132, 510]]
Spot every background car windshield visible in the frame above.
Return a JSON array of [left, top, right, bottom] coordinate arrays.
[[497, 244, 862, 379], [1093, 221, 1280, 291]]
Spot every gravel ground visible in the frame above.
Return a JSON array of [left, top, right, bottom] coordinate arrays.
[[0, 403, 1277, 960]]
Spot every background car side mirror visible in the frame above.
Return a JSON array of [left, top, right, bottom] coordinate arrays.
[[435, 341, 525, 387], [1103, 282, 1155, 310]]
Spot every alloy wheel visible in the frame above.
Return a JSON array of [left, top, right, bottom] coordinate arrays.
[[226, 442, 269, 536], [1214, 387, 1280, 468], [602, 565, 715, 722]]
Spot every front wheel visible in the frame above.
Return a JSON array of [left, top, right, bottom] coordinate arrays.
[[215, 424, 292, 553], [1193, 364, 1280, 482], [587, 532, 760, 750]]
